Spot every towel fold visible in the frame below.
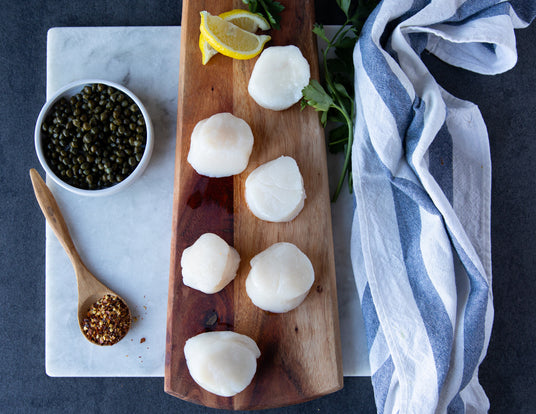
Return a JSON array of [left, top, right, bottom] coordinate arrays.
[[351, 1, 535, 412]]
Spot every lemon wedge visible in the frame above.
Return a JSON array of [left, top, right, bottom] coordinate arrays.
[[200, 11, 271, 61], [200, 10, 269, 65], [200, 34, 219, 65], [218, 9, 270, 32]]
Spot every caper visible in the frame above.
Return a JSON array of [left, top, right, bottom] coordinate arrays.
[[40, 83, 146, 190]]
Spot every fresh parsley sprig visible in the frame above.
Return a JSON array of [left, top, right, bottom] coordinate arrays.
[[242, 0, 285, 30], [301, 0, 378, 202]]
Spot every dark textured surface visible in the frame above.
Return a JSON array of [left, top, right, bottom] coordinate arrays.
[[0, 1, 534, 413]]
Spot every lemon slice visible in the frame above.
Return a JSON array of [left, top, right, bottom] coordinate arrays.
[[200, 11, 271, 61]]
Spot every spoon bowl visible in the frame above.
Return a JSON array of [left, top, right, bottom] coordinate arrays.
[[30, 168, 131, 345]]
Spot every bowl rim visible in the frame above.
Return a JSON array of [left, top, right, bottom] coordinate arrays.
[[34, 79, 154, 197]]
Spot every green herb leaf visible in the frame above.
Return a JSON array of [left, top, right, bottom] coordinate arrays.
[[302, 79, 334, 113], [326, 58, 349, 75], [328, 110, 347, 124], [320, 110, 329, 126], [336, 0, 352, 17], [242, 0, 257, 12], [333, 82, 351, 100], [243, 0, 285, 30], [350, 1, 378, 29], [328, 124, 350, 153], [333, 33, 357, 50], [301, 0, 379, 201], [312, 23, 330, 43]]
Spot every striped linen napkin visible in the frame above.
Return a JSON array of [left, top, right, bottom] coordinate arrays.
[[350, 1, 536, 413]]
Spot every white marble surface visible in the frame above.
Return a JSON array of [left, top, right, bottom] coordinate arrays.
[[44, 26, 369, 377]]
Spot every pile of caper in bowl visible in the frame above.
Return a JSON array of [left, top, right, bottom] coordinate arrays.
[[35, 79, 153, 196]]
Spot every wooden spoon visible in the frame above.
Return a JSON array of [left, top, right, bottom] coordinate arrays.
[[30, 168, 131, 345]]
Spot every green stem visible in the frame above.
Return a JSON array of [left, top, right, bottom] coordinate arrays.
[[329, 138, 348, 146], [312, 19, 357, 202], [331, 104, 354, 202], [322, 21, 351, 105]]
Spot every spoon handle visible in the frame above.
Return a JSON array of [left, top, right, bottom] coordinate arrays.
[[29, 169, 84, 267]]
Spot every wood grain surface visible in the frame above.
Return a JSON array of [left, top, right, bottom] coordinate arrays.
[[165, 0, 343, 409]]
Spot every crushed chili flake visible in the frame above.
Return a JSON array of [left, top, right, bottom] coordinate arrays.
[[81, 294, 131, 346]]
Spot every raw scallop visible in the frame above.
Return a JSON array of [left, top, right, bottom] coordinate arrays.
[[248, 45, 310, 111], [245, 242, 314, 313], [245, 156, 306, 222], [187, 112, 254, 177], [184, 331, 261, 397], [181, 233, 240, 294]]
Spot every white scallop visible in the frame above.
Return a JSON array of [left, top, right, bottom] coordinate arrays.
[[187, 112, 254, 177], [248, 45, 310, 111], [245, 156, 306, 223], [246, 242, 314, 313], [184, 331, 261, 397], [181, 233, 240, 294]]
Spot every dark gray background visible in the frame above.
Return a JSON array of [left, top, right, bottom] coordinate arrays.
[[1, 1, 534, 412]]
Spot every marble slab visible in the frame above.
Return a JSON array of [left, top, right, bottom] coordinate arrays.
[[45, 26, 369, 377]]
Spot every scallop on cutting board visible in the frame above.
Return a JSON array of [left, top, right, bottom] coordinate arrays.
[[165, 0, 343, 410]]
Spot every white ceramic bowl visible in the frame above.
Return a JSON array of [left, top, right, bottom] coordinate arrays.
[[35, 79, 153, 196]]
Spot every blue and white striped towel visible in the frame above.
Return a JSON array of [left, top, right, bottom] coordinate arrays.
[[351, 1, 536, 413]]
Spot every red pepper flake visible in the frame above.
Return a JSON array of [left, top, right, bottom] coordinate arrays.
[[81, 294, 131, 346]]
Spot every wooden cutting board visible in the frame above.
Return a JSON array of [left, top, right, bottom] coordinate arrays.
[[165, 0, 343, 409]]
